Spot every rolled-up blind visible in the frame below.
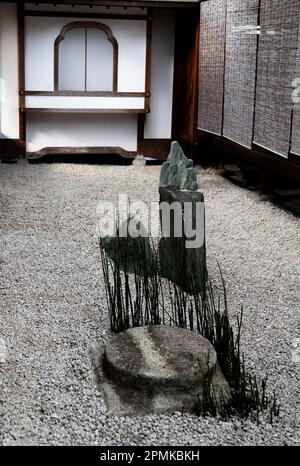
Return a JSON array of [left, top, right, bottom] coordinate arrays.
[[223, 0, 259, 148], [198, 0, 226, 135], [291, 17, 300, 156], [253, 0, 300, 158]]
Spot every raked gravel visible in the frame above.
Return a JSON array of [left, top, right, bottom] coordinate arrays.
[[0, 161, 299, 446]]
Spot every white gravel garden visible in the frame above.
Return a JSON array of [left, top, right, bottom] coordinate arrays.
[[0, 161, 299, 445]]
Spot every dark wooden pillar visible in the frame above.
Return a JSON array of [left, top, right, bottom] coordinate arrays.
[[137, 113, 146, 157], [171, 7, 200, 161], [17, 2, 26, 156]]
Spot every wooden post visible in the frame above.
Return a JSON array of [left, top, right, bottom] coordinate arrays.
[[17, 2, 26, 156], [137, 113, 146, 157], [133, 8, 152, 166]]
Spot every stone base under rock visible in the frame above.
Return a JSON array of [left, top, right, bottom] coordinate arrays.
[[91, 325, 229, 416], [159, 187, 207, 293]]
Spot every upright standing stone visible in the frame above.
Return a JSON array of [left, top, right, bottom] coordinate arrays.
[[159, 141, 198, 191], [159, 142, 206, 293]]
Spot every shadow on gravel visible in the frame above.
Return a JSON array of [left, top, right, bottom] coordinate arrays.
[[221, 165, 300, 218]]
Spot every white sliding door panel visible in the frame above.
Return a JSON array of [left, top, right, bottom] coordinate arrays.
[[198, 0, 226, 135], [86, 28, 114, 91], [26, 113, 138, 152], [223, 0, 259, 148], [59, 28, 85, 91], [254, 0, 300, 158], [144, 9, 175, 139]]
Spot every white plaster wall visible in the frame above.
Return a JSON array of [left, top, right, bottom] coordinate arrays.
[[25, 96, 145, 109], [144, 9, 175, 139], [25, 17, 147, 92], [26, 113, 138, 152], [0, 2, 19, 139], [24, 8, 175, 154]]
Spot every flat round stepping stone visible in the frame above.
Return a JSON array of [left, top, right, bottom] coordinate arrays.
[[103, 325, 218, 391]]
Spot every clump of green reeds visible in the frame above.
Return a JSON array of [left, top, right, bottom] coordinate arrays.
[[99, 233, 280, 423], [100, 234, 164, 332]]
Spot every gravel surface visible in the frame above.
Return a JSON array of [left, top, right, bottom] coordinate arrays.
[[0, 161, 299, 446]]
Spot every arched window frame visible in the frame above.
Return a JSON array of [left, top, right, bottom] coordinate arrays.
[[54, 21, 118, 92]]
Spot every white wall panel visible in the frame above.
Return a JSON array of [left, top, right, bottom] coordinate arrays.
[[0, 2, 19, 139], [113, 19, 146, 92], [25, 96, 145, 109], [25, 17, 147, 92], [144, 9, 175, 139], [26, 113, 138, 152]]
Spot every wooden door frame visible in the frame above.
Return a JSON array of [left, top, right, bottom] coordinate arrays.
[[171, 7, 200, 161]]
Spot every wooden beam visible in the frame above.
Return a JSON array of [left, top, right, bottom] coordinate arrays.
[[22, 1, 199, 9], [24, 11, 148, 20]]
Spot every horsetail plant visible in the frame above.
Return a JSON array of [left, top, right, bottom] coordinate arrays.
[[99, 233, 280, 423]]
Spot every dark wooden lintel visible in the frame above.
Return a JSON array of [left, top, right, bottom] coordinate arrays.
[[23, 1, 198, 10], [24, 11, 149, 20]]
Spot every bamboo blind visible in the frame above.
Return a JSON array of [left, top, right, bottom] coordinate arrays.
[[198, 0, 300, 160], [198, 0, 226, 135], [253, 0, 300, 158], [223, 0, 259, 148], [291, 15, 300, 156]]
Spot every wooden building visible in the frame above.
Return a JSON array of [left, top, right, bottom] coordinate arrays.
[[0, 0, 300, 182]]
